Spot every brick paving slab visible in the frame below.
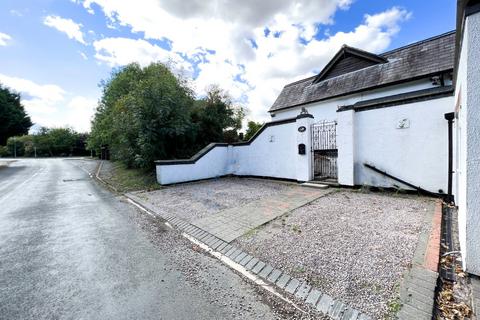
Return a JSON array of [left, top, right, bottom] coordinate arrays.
[[210, 239, 223, 250], [285, 278, 300, 294], [330, 301, 347, 319], [225, 247, 236, 256], [357, 314, 372, 320], [245, 257, 259, 270], [252, 261, 266, 274], [305, 289, 321, 306], [258, 264, 274, 279], [295, 282, 311, 300], [234, 252, 248, 263], [228, 249, 243, 259], [267, 269, 282, 283], [275, 274, 291, 289], [239, 255, 253, 266], [317, 294, 334, 315], [342, 308, 359, 320], [191, 188, 328, 242]]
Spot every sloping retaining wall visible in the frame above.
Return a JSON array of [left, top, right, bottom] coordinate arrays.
[[155, 117, 304, 185]]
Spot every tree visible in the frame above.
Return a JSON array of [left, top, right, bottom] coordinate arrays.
[[3, 127, 88, 158], [88, 63, 195, 169], [244, 120, 264, 141], [191, 86, 244, 146], [88, 63, 246, 169], [0, 84, 32, 145]]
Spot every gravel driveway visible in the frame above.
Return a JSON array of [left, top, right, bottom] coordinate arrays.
[[131, 177, 291, 222], [234, 190, 435, 319]]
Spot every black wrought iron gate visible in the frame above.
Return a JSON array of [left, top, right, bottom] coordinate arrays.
[[311, 121, 338, 180]]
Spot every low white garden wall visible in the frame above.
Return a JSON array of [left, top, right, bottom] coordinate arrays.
[[155, 117, 305, 185]]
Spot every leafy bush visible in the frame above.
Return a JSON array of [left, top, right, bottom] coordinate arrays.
[[88, 62, 244, 169]]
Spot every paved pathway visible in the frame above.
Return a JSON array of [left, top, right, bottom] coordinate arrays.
[[397, 201, 442, 320], [191, 187, 330, 242]]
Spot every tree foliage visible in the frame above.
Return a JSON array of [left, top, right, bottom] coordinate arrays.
[[244, 120, 264, 141], [88, 62, 244, 169], [4, 127, 88, 157], [0, 84, 32, 145]]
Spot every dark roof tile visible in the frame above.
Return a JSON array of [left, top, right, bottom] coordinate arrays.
[[269, 31, 455, 112]]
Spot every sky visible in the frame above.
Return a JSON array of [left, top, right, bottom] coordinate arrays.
[[0, 0, 456, 133]]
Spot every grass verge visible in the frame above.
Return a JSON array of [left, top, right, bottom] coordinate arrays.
[[99, 161, 161, 193]]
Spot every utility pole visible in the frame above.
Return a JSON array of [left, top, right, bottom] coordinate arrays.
[[34, 146, 37, 158]]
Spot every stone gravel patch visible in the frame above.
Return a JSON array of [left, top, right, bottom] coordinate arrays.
[[130, 177, 292, 222], [234, 190, 435, 319]]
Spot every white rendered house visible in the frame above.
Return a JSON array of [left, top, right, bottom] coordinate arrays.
[[157, 32, 455, 194], [156, 3, 480, 276]]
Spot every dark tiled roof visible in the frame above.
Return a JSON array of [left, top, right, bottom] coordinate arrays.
[[269, 31, 456, 112]]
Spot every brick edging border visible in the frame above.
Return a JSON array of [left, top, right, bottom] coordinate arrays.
[[125, 192, 372, 320], [396, 200, 443, 320]]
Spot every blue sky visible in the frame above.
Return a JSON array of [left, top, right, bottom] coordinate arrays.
[[0, 0, 456, 132]]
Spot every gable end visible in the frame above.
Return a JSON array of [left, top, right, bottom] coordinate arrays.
[[313, 45, 387, 83]]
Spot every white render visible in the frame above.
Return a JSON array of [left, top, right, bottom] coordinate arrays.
[[337, 109, 355, 186], [454, 10, 480, 276], [157, 120, 301, 185], [270, 79, 438, 121], [354, 96, 453, 192], [156, 145, 230, 185]]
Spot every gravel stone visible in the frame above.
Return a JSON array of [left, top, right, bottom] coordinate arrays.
[[235, 190, 435, 318], [130, 177, 290, 222]]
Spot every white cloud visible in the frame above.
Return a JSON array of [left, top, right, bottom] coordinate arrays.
[[93, 37, 193, 76], [65, 96, 97, 132], [79, 51, 88, 60], [0, 32, 11, 46], [43, 15, 86, 44], [76, 1, 410, 122], [0, 73, 96, 132]]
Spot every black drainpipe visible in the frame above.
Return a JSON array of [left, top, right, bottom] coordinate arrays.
[[444, 112, 455, 203]]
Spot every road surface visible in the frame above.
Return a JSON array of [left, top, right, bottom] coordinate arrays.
[[0, 159, 286, 320]]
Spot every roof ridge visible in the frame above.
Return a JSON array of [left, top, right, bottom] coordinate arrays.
[[381, 30, 456, 56], [280, 30, 456, 90]]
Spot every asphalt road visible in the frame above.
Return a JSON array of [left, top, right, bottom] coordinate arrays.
[[0, 159, 284, 320]]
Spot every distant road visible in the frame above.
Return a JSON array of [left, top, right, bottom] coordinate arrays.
[[0, 159, 277, 320]]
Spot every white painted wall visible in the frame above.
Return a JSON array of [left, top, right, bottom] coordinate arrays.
[[156, 120, 301, 184], [455, 20, 468, 274], [271, 79, 436, 121], [156, 146, 230, 184], [354, 95, 453, 192], [455, 11, 480, 276], [337, 110, 355, 186], [232, 122, 298, 180]]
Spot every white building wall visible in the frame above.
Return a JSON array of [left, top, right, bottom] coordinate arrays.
[[455, 11, 480, 276], [354, 96, 453, 192], [455, 19, 468, 274], [232, 122, 298, 180], [271, 79, 436, 121], [156, 146, 230, 185]]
